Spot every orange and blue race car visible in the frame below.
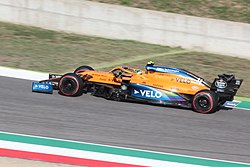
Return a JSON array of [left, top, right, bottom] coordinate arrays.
[[32, 61, 243, 114]]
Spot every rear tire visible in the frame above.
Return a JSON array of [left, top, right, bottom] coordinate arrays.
[[192, 90, 218, 114], [74, 66, 94, 74], [59, 73, 83, 96]]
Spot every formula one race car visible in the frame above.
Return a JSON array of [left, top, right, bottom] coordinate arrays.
[[32, 62, 243, 114]]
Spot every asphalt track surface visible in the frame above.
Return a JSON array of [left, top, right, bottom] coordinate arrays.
[[0, 76, 250, 163]]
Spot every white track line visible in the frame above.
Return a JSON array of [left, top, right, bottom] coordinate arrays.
[[0, 66, 48, 80]]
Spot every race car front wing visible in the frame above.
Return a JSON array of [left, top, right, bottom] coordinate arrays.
[[32, 74, 62, 94], [32, 81, 53, 94]]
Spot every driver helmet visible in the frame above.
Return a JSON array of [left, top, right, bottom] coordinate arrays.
[[147, 61, 154, 66]]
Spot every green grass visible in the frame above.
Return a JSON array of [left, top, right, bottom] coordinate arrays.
[[91, 0, 250, 23], [235, 96, 250, 102], [0, 22, 175, 73], [0, 21, 250, 97]]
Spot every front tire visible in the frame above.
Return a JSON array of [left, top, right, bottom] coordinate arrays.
[[192, 90, 218, 114], [59, 73, 83, 96]]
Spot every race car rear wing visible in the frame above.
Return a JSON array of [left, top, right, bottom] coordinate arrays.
[[211, 74, 243, 101]]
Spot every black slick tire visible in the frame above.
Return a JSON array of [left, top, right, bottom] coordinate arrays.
[[192, 90, 218, 114], [58, 73, 84, 96]]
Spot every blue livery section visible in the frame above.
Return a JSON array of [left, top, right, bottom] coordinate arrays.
[[32, 81, 53, 94], [146, 65, 196, 79], [130, 84, 186, 102]]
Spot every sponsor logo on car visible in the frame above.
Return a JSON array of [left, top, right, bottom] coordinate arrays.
[[134, 89, 162, 98], [32, 81, 53, 94], [192, 86, 199, 90], [235, 80, 241, 85], [176, 78, 191, 84], [223, 101, 240, 108], [33, 84, 50, 90], [215, 79, 227, 89], [170, 87, 180, 91]]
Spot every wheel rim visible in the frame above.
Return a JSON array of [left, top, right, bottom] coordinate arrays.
[[193, 92, 214, 113], [61, 78, 77, 95], [198, 97, 209, 108]]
